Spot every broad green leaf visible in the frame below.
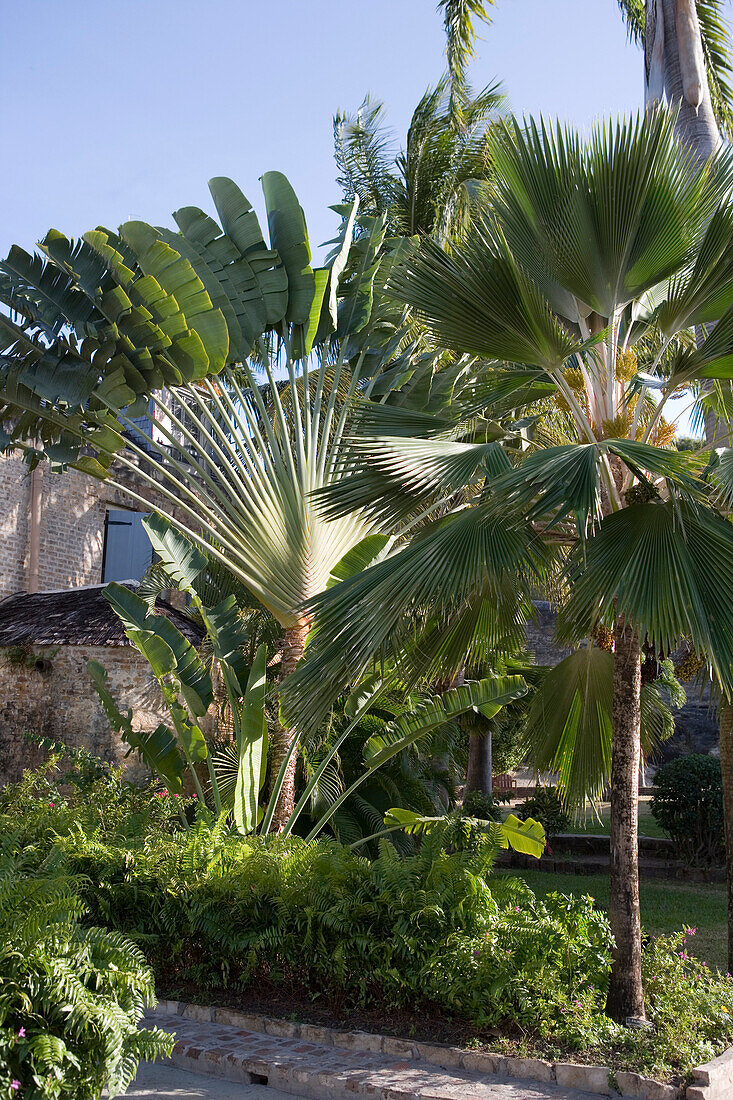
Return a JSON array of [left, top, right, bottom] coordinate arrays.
[[207, 176, 288, 327], [121, 220, 229, 376], [88, 660, 183, 792], [327, 534, 392, 587], [261, 171, 315, 325], [382, 807, 545, 858], [498, 813, 545, 857], [142, 513, 207, 594], [198, 595, 250, 698], [233, 643, 268, 834], [104, 582, 213, 716], [125, 628, 177, 678]]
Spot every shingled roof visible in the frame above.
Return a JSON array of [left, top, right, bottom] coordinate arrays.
[[0, 584, 204, 648]]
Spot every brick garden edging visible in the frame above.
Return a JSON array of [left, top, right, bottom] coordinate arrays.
[[148, 1000, 733, 1099]]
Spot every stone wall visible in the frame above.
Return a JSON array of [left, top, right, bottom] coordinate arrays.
[[0, 643, 167, 785], [0, 454, 32, 598], [0, 453, 190, 600]]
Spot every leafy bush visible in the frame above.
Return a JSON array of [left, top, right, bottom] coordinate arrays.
[[2, 763, 733, 1080], [0, 856, 172, 1099], [52, 821, 610, 1032], [0, 754, 184, 850], [516, 786, 570, 840], [651, 755, 724, 865], [462, 789, 508, 822]]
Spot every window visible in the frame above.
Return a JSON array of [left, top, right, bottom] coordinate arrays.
[[102, 510, 153, 583]]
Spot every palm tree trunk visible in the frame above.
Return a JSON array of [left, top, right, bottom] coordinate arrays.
[[269, 615, 311, 832], [658, 0, 720, 162], [606, 619, 646, 1023], [465, 729, 492, 796], [719, 699, 733, 975]]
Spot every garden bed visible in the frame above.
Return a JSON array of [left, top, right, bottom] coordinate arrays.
[[153, 977, 721, 1094], [149, 996, 733, 1098]]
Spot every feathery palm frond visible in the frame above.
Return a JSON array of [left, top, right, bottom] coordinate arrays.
[[334, 79, 505, 240], [437, 0, 497, 109]]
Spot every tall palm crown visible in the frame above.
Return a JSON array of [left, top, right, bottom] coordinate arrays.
[[334, 79, 504, 241], [290, 111, 733, 711], [284, 111, 733, 1019]]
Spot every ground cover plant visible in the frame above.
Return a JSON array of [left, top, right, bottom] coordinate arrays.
[[496, 867, 727, 973], [1, 760, 731, 1086], [0, 848, 171, 1099]]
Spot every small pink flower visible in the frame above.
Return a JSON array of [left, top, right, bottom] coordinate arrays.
[[49, 802, 55, 808], [17, 1027, 25, 1038], [10, 1081, 20, 1091]]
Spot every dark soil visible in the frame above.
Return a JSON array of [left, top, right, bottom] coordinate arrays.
[[157, 975, 504, 1048]]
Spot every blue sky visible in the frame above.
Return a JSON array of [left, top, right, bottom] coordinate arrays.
[[0, 0, 650, 258], [2, 0, 731, 434]]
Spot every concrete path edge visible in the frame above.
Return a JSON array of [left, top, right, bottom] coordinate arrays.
[[147, 999, 733, 1099]]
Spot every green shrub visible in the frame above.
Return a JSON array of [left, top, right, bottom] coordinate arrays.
[[651, 755, 724, 865], [462, 789, 507, 822], [0, 754, 183, 851], [2, 763, 733, 1080], [516, 786, 570, 840], [54, 824, 611, 1030], [0, 857, 172, 1099]]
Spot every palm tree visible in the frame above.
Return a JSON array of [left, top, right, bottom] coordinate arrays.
[[334, 78, 504, 242], [618, 0, 733, 158], [283, 111, 733, 1021], [437, 0, 498, 116]]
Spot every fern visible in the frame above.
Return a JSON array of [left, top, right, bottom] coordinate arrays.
[[0, 858, 172, 1099]]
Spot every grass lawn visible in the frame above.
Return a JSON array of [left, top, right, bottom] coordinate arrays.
[[496, 867, 727, 973], [564, 797, 667, 839]]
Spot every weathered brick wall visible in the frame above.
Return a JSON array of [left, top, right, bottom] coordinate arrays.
[[0, 454, 31, 598], [0, 644, 167, 785], [37, 466, 107, 592], [0, 453, 189, 600]]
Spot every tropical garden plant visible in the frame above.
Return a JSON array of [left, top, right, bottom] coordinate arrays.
[[334, 77, 504, 242], [0, 171, 412, 827], [3, 769, 733, 1082], [283, 109, 733, 1023], [0, 852, 172, 1099], [91, 514, 539, 851]]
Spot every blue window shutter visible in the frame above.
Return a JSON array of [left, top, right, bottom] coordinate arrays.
[[103, 510, 153, 582]]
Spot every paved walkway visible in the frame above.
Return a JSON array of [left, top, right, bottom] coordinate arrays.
[[145, 1011, 604, 1100], [110, 1059, 305, 1098]]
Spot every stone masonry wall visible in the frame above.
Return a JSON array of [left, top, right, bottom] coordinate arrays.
[[0, 644, 167, 785], [0, 454, 31, 598], [0, 453, 189, 600]]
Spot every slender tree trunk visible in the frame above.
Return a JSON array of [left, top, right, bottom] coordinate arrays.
[[465, 729, 492, 797], [719, 700, 733, 975], [606, 620, 646, 1023], [269, 615, 311, 832]]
